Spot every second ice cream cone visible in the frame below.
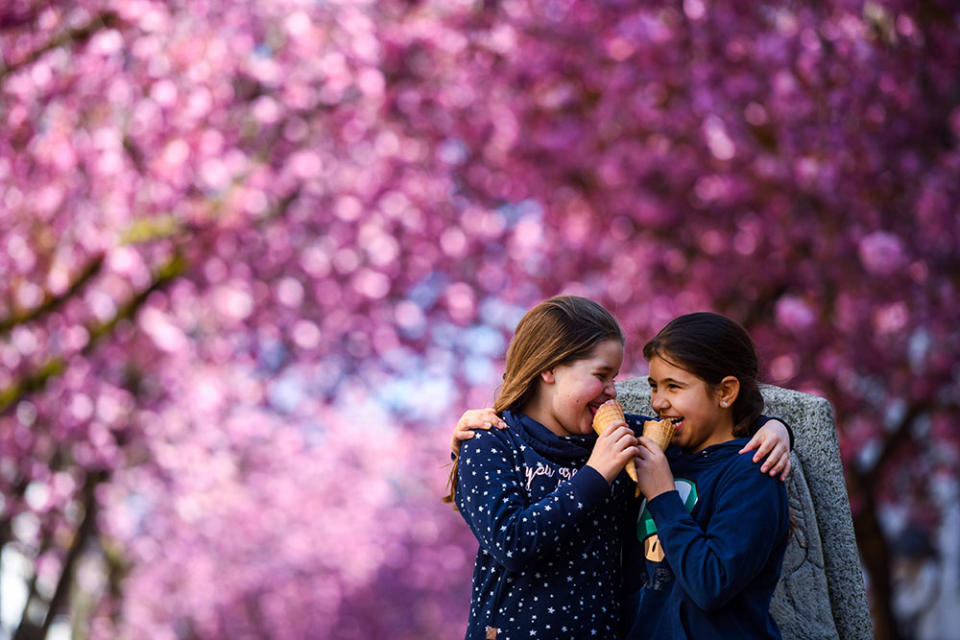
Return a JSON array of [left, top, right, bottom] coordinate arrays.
[[642, 418, 676, 452]]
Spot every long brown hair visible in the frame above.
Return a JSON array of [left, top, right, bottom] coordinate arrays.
[[444, 296, 624, 506]]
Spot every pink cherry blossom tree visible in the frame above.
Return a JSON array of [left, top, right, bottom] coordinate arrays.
[[1, 1, 957, 639]]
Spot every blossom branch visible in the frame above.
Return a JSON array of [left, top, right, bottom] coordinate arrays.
[[0, 11, 121, 82], [0, 252, 188, 415], [0, 253, 105, 337]]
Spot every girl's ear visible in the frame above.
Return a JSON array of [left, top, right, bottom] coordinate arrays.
[[540, 369, 556, 384], [718, 376, 740, 408]]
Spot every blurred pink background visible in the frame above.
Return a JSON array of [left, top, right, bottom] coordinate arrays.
[[1, 1, 958, 638]]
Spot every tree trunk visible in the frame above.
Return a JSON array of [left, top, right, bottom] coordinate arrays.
[[849, 468, 901, 640]]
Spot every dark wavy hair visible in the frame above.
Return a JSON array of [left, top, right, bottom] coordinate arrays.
[[642, 312, 763, 436]]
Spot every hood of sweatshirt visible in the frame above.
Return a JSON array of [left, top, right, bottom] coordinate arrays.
[[502, 409, 597, 462], [665, 437, 751, 469]]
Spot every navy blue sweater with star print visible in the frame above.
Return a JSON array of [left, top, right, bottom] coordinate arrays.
[[455, 409, 636, 640], [620, 437, 789, 640]]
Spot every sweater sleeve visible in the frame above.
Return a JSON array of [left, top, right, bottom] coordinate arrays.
[[645, 454, 788, 611], [454, 430, 612, 572]]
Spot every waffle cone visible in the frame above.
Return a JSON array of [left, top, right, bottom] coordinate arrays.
[[592, 400, 626, 435], [592, 400, 638, 486], [642, 419, 676, 452]]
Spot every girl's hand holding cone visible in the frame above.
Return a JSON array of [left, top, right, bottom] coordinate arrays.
[[634, 436, 675, 500], [591, 400, 640, 493], [587, 421, 639, 485]]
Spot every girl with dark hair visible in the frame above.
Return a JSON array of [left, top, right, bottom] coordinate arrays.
[[624, 312, 789, 639], [448, 299, 791, 639]]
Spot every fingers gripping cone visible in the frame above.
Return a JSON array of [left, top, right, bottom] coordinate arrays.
[[592, 400, 632, 480], [642, 418, 676, 452], [592, 399, 639, 495]]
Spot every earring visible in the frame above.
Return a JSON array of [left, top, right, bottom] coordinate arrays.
[[721, 401, 728, 407]]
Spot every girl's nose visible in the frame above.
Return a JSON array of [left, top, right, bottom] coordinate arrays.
[[606, 380, 617, 398]]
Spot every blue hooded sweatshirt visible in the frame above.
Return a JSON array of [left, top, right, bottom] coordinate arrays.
[[455, 409, 636, 640], [620, 437, 789, 639]]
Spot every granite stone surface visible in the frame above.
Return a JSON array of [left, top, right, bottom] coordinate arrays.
[[616, 379, 874, 640]]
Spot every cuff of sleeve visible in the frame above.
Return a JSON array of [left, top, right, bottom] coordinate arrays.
[[572, 465, 614, 506], [646, 489, 688, 524]]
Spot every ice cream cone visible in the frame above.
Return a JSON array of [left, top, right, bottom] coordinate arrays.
[[642, 418, 676, 452], [592, 399, 626, 435], [592, 400, 639, 490]]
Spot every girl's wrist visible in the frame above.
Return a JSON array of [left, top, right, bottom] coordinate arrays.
[[645, 483, 673, 499], [641, 471, 676, 499], [585, 463, 615, 485]]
